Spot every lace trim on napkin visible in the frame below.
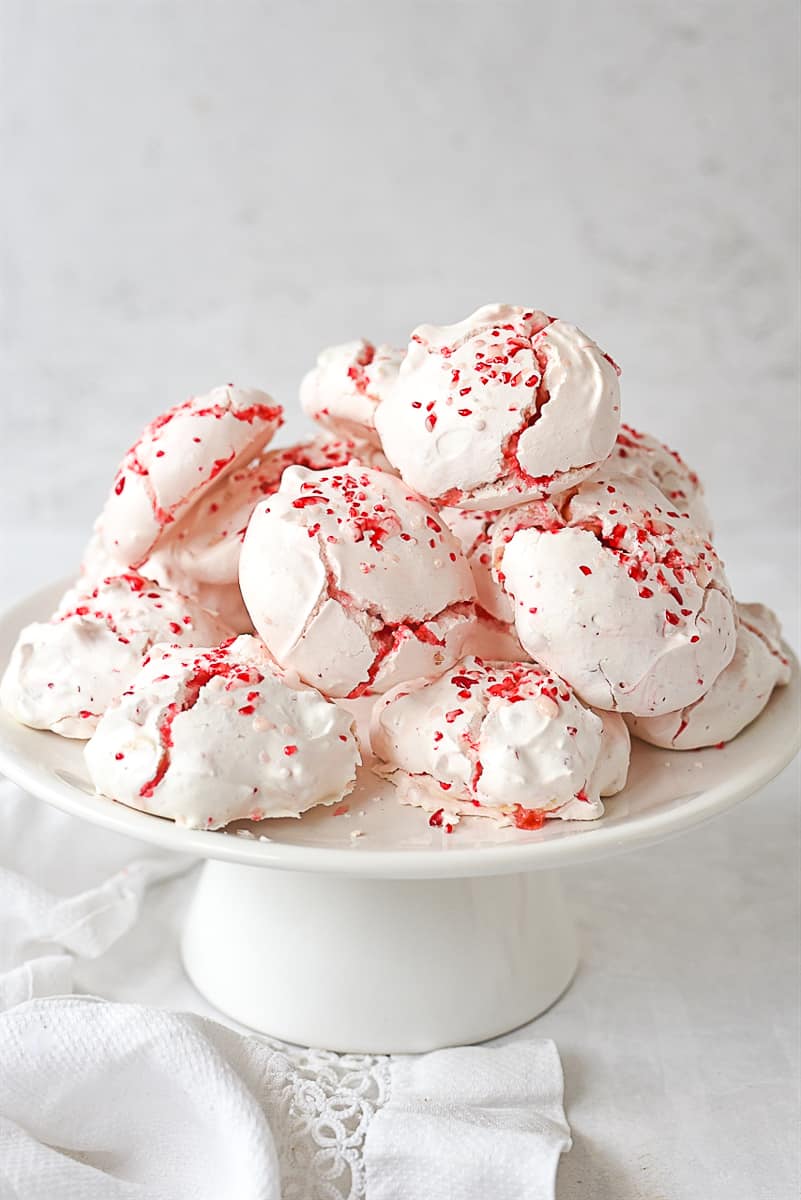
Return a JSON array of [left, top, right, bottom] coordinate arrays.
[[255, 1038, 391, 1200]]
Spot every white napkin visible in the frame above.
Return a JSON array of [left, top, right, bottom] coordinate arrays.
[[0, 777, 571, 1200]]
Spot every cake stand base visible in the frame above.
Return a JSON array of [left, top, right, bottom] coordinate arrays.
[[181, 860, 578, 1053]]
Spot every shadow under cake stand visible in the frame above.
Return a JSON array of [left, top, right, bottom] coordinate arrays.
[[0, 582, 798, 1053]]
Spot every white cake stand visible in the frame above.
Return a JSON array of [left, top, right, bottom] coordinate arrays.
[[0, 583, 798, 1053]]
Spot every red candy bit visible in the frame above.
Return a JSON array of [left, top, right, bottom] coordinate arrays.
[[445, 708, 463, 723], [238, 704, 255, 716], [425, 413, 437, 432], [169, 621, 182, 635], [512, 804, 546, 831], [113, 476, 125, 495], [114, 752, 124, 761], [714, 741, 725, 749], [292, 495, 325, 508], [333, 803, 349, 816], [429, 808, 445, 827], [120, 574, 146, 592], [283, 745, 298, 756], [579, 565, 592, 576], [665, 610, 680, 626]]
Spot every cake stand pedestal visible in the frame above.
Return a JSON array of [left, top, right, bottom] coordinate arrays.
[[182, 863, 577, 1052], [0, 582, 798, 1053]]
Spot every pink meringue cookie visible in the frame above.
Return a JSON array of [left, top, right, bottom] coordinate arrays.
[[492, 475, 737, 716], [100, 385, 283, 568], [595, 425, 713, 539], [238, 464, 477, 699], [626, 602, 790, 749], [186, 580, 253, 634], [84, 636, 360, 829], [81, 519, 253, 634], [158, 436, 391, 588], [441, 507, 514, 624], [300, 340, 403, 444], [371, 657, 629, 827], [374, 304, 621, 510], [440, 508, 530, 662], [0, 575, 231, 738]]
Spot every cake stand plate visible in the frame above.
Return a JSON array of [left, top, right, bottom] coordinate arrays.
[[0, 582, 798, 1052]]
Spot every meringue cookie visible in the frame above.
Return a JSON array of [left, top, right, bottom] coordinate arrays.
[[239, 464, 476, 698], [300, 340, 403, 443], [84, 636, 360, 829], [493, 475, 737, 716], [626, 602, 790, 749], [0, 575, 231, 737], [158, 436, 391, 588], [371, 656, 629, 827], [440, 508, 531, 662], [595, 424, 713, 539], [100, 385, 283, 567], [78, 524, 253, 633], [441, 507, 514, 623], [374, 304, 621, 510]]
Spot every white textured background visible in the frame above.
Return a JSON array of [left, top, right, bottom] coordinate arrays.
[[0, 4, 799, 1199]]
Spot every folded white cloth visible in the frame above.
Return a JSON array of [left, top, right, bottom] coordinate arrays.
[[0, 777, 571, 1200]]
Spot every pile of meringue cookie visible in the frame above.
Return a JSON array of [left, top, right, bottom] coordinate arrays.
[[1, 304, 790, 833]]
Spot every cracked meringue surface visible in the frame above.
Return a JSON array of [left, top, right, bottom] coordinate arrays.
[[84, 636, 360, 828], [0, 575, 231, 737], [100, 385, 283, 567], [492, 475, 737, 716], [371, 656, 630, 827], [374, 304, 621, 510], [593, 424, 713, 540], [626, 602, 790, 749], [300, 339, 403, 444], [239, 464, 477, 698]]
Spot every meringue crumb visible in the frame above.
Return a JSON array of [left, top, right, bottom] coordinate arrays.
[[350, 829, 364, 840]]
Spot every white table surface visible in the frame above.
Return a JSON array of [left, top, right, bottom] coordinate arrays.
[[1, 533, 798, 1200]]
